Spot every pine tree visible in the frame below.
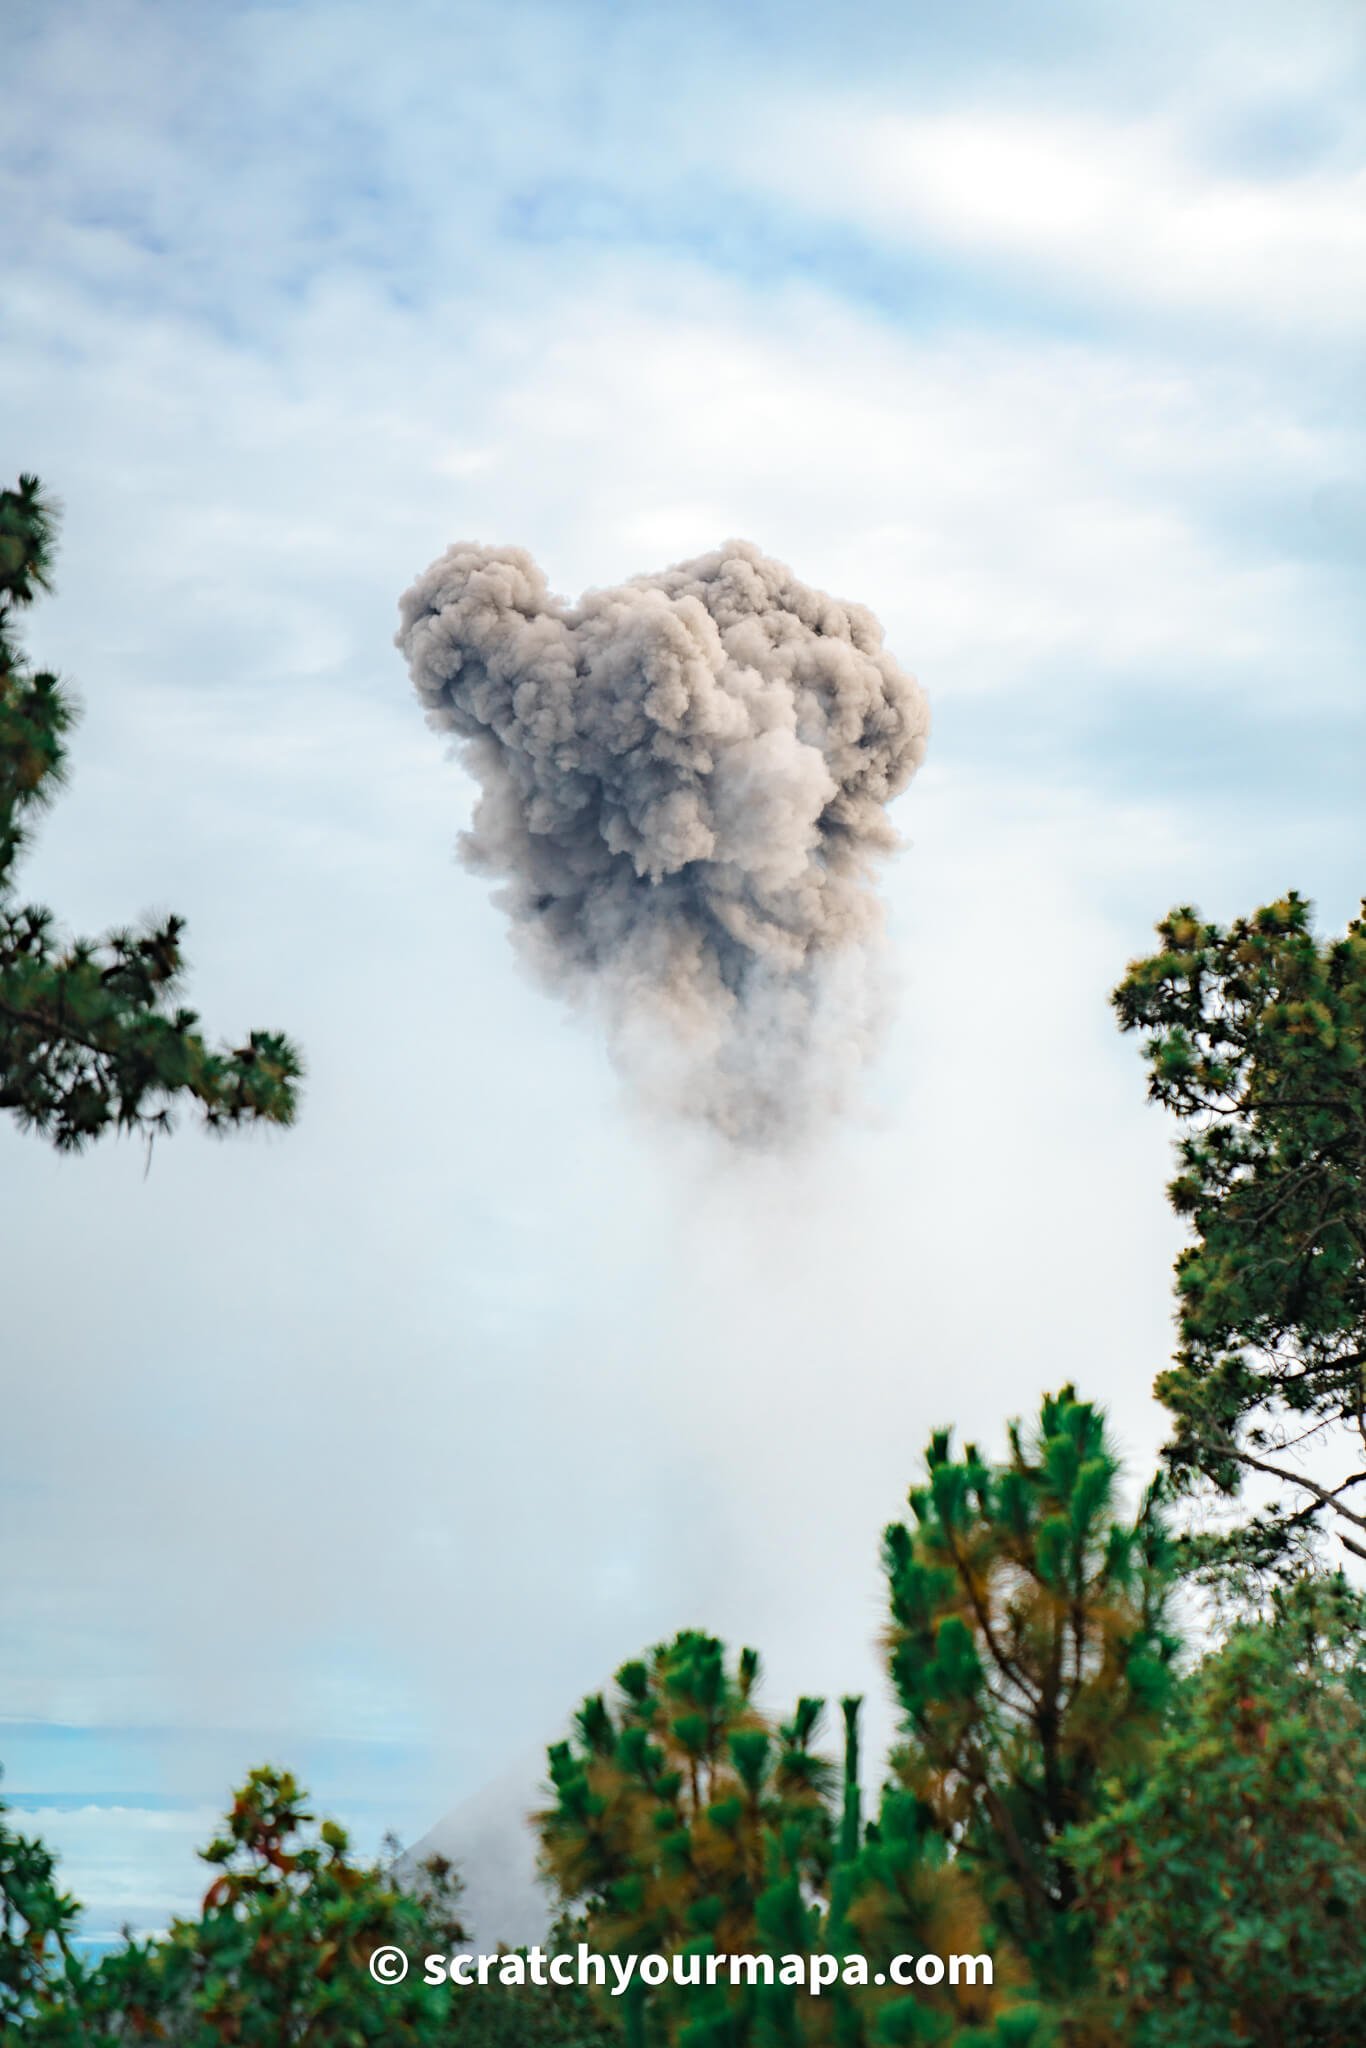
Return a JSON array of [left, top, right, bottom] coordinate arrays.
[[843, 1787, 1042, 2047], [1114, 894, 1366, 1573], [537, 1631, 838, 2047], [875, 1389, 1174, 2027], [0, 475, 301, 1150]]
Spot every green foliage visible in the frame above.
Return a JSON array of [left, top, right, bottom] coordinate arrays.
[[1070, 1577, 1366, 2046], [1114, 894, 1366, 1572], [876, 1388, 1175, 2012], [845, 1790, 1040, 2046], [537, 1630, 838, 2045], [0, 1779, 82, 2029], [0, 474, 302, 1149], [4, 1767, 623, 2047], [443, 1916, 623, 2046], [13, 1767, 460, 2046], [8, 1381, 1366, 2046]]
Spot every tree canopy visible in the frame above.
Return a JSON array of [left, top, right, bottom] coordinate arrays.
[[538, 1630, 839, 2046], [0, 1779, 80, 2031], [536, 1630, 1048, 2048], [6, 1767, 454, 2046], [1114, 894, 1366, 1572], [4, 1767, 618, 2047], [8, 1386, 1366, 2046], [875, 1387, 1174, 2025], [0, 474, 301, 1150], [1070, 1577, 1366, 2046]]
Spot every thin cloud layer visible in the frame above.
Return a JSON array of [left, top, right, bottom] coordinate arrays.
[[742, 104, 1366, 337]]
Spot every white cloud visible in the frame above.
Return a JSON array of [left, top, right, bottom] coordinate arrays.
[[743, 103, 1366, 337], [4, 1802, 218, 1937]]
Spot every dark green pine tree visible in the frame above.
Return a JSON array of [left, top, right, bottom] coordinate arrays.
[[1113, 894, 1366, 1575], [0, 475, 301, 1150], [873, 1388, 1175, 2033]]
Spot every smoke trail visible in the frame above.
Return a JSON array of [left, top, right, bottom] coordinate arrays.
[[396, 540, 929, 1140]]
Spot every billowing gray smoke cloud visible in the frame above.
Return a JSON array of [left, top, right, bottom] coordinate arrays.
[[396, 540, 929, 1140]]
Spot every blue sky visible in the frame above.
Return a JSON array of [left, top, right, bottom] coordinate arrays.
[[2, 0, 1363, 1942]]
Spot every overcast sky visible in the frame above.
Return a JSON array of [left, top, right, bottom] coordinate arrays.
[[2, 0, 1363, 1941]]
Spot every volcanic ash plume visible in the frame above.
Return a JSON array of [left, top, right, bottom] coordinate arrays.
[[396, 539, 929, 1141]]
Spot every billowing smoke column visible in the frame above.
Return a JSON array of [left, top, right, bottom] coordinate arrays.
[[396, 539, 929, 1141]]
